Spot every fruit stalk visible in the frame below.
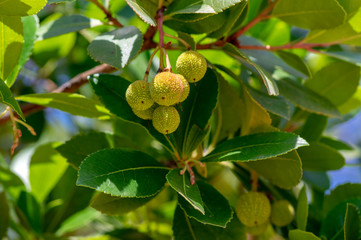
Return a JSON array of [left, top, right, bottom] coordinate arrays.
[[143, 46, 160, 82], [164, 33, 192, 50], [161, 48, 172, 72]]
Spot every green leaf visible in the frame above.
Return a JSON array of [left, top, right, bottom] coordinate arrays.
[[300, 113, 328, 142], [239, 36, 308, 79], [215, 63, 289, 120], [56, 131, 139, 169], [305, 23, 361, 46], [43, 167, 94, 232], [305, 62, 360, 106], [91, 193, 153, 215], [247, 86, 291, 120], [166, 0, 243, 15], [32, 32, 76, 64], [244, 150, 302, 189], [89, 74, 171, 150], [6, 15, 38, 87], [48, 0, 74, 3], [178, 181, 233, 227], [16, 191, 42, 234], [0, 192, 9, 239], [215, 76, 243, 141], [125, 0, 157, 26], [165, 12, 228, 34], [207, 1, 248, 39], [0, 16, 24, 81], [344, 203, 360, 240], [223, 43, 279, 96], [166, 169, 204, 214], [77, 148, 169, 197], [321, 199, 361, 240], [56, 208, 100, 236], [17, 93, 111, 119], [277, 78, 340, 117], [113, 118, 166, 157], [337, 0, 361, 17], [173, 206, 246, 240], [0, 80, 24, 120], [174, 68, 219, 157], [201, 132, 308, 163], [177, 32, 196, 50], [297, 142, 345, 171], [88, 26, 143, 69], [29, 142, 68, 203], [319, 136, 353, 151], [303, 171, 330, 191], [339, 86, 361, 114], [349, 8, 361, 32], [296, 186, 308, 231], [323, 183, 361, 217], [0, 166, 26, 200], [276, 51, 312, 78], [289, 230, 321, 240], [37, 15, 102, 40], [272, 0, 346, 30], [0, 0, 47, 16]]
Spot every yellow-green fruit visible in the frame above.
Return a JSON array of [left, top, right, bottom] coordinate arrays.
[[270, 200, 295, 227], [150, 72, 184, 106], [176, 50, 207, 83], [132, 104, 157, 120], [235, 192, 271, 227], [245, 221, 269, 236], [152, 106, 180, 134], [126, 80, 154, 110], [177, 74, 190, 102]]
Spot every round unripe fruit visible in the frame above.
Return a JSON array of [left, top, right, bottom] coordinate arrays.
[[270, 200, 295, 227], [176, 50, 207, 83], [132, 104, 157, 120], [152, 106, 180, 134], [177, 74, 190, 102], [150, 72, 184, 106], [126, 80, 154, 110], [235, 192, 271, 227], [245, 221, 269, 236]]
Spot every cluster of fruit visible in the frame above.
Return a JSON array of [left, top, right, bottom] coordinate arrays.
[[236, 192, 295, 235], [125, 50, 207, 134]]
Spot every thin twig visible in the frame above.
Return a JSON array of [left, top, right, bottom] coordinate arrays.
[[0, 64, 116, 125], [227, 0, 280, 42], [88, 0, 123, 27], [144, 46, 160, 81], [164, 33, 192, 50]]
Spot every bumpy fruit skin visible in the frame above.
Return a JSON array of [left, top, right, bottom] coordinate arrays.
[[236, 192, 271, 227], [270, 200, 295, 227], [176, 50, 207, 83], [126, 80, 154, 110], [152, 106, 180, 134], [132, 104, 157, 120], [245, 221, 269, 236], [177, 74, 190, 102], [150, 72, 184, 106]]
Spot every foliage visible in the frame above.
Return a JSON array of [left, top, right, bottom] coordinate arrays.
[[1, 0, 361, 239]]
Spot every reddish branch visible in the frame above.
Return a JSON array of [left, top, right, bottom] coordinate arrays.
[[0, 64, 116, 125], [88, 0, 123, 28], [197, 0, 280, 49], [0, 0, 336, 126], [228, 0, 280, 42]]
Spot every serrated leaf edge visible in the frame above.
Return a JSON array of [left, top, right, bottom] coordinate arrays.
[[76, 148, 169, 198]]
